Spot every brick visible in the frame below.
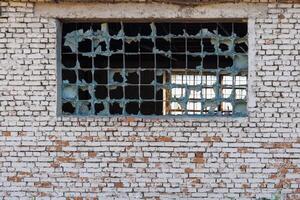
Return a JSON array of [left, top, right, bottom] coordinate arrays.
[[2, 131, 11, 136]]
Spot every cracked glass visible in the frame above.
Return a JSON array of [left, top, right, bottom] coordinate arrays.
[[61, 22, 248, 116]]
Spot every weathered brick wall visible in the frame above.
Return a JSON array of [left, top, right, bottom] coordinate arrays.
[[0, 1, 300, 200], [1, 0, 300, 4]]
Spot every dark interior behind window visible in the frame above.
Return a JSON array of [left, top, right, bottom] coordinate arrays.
[[60, 22, 248, 116]]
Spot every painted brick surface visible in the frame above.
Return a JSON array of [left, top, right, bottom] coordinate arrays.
[[2, 0, 300, 5], [2, 0, 300, 4], [0, 1, 300, 200]]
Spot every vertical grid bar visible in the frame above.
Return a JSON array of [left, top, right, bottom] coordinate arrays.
[[231, 22, 236, 114], [107, 23, 112, 113], [91, 23, 95, 115], [153, 24, 157, 115], [200, 24, 204, 115], [193, 75, 195, 114], [138, 23, 141, 115], [122, 22, 126, 115], [167, 23, 171, 115], [184, 23, 188, 115], [75, 23, 79, 115], [216, 23, 221, 115]]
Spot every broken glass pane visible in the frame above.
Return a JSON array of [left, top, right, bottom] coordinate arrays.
[[61, 22, 248, 116]]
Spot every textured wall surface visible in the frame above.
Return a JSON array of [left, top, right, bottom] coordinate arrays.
[[0, 1, 300, 200], [1, 0, 300, 4]]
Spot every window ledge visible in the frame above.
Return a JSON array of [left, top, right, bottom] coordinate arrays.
[[56, 114, 249, 123]]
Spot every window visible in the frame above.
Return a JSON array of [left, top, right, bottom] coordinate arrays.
[[60, 22, 248, 116]]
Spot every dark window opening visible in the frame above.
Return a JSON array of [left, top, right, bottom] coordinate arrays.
[[61, 22, 248, 116]]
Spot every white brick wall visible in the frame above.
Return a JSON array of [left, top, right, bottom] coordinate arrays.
[[0, 1, 300, 200]]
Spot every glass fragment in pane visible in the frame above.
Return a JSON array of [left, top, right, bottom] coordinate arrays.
[[61, 22, 248, 116]]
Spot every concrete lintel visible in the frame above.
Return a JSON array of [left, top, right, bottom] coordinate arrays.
[[35, 2, 268, 20]]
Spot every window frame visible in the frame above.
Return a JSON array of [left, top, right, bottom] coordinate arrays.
[[55, 19, 255, 119]]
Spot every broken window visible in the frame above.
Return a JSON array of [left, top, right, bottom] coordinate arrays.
[[60, 22, 248, 116]]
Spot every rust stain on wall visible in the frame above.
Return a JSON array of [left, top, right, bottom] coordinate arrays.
[[262, 142, 293, 149], [203, 136, 222, 142], [7, 176, 22, 182], [88, 151, 97, 158], [34, 182, 52, 188], [193, 152, 204, 164], [157, 136, 173, 142], [2, 131, 11, 137], [185, 167, 193, 173], [114, 182, 124, 188], [56, 156, 77, 163]]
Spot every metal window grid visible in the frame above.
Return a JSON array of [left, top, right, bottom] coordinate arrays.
[[61, 22, 248, 116]]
